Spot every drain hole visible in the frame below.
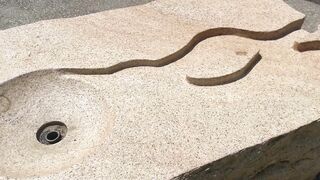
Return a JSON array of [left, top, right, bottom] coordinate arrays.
[[46, 131, 60, 142], [36, 121, 67, 145]]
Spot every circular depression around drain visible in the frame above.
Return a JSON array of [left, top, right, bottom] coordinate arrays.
[[0, 71, 113, 177], [36, 121, 67, 145]]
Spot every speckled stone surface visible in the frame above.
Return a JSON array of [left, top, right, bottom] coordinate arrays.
[[0, 0, 319, 179]]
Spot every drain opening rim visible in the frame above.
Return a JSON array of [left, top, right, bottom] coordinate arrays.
[[36, 121, 68, 145]]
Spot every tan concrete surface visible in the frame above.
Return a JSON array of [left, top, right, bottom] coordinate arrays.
[[174, 119, 320, 179], [0, 0, 319, 179]]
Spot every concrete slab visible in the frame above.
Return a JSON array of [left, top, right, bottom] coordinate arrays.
[[174, 119, 320, 179], [0, 0, 319, 179]]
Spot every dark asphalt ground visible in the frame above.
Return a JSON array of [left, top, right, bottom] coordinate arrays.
[[0, 0, 154, 30], [0, 0, 319, 32], [285, 0, 320, 32]]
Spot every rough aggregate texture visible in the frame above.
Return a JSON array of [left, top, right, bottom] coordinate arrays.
[[174, 119, 320, 180], [0, 0, 320, 179]]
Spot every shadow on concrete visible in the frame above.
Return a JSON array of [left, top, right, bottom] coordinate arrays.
[[0, 0, 154, 30], [173, 119, 320, 180], [284, 0, 320, 32]]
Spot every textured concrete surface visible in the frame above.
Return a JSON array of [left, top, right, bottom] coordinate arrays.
[[0, 0, 320, 179], [0, 0, 305, 83], [174, 119, 320, 180]]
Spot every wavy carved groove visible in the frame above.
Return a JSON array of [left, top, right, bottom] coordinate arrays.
[[61, 19, 302, 71], [294, 40, 320, 52], [2, 19, 304, 86], [186, 52, 262, 86]]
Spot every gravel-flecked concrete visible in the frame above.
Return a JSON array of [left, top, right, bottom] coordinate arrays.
[[174, 119, 320, 180], [0, 0, 319, 179], [0, 0, 154, 30], [0, 0, 320, 180]]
